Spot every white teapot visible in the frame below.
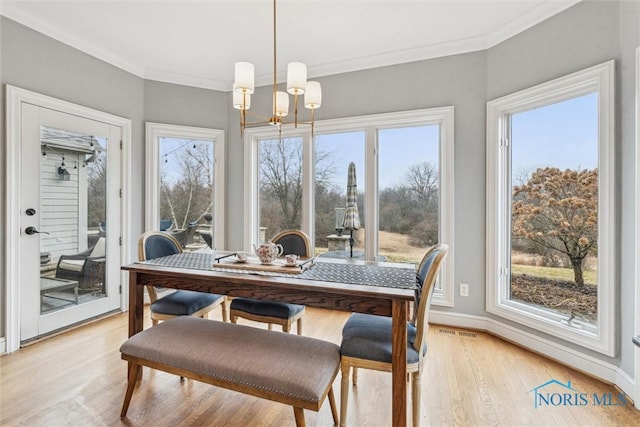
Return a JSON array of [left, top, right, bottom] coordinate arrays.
[[253, 241, 284, 265]]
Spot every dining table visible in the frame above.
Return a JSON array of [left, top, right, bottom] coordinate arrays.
[[122, 251, 417, 427]]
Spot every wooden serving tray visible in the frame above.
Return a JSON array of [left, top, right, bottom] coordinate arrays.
[[215, 257, 314, 274]]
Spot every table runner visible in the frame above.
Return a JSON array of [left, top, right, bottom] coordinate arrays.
[[139, 252, 417, 290]]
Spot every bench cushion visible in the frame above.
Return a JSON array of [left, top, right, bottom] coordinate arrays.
[[120, 317, 339, 407]]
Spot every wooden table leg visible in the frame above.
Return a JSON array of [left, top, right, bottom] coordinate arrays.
[[391, 299, 408, 427], [127, 271, 144, 379]]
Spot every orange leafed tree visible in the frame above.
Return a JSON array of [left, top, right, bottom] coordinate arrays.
[[512, 167, 598, 287]]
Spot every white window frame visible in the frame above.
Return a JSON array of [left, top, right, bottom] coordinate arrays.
[[243, 107, 455, 306], [486, 61, 615, 356], [145, 122, 226, 249]]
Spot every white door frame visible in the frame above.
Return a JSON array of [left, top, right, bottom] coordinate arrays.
[[4, 85, 132, 353], [634, 46, 640, 410]]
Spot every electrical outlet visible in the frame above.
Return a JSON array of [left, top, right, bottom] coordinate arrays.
[[460, 283, 469, 297]]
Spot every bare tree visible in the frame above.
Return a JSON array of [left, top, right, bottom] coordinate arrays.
[[405, 162, 438, 209], [260, 139, 303, 230], [378, 161, 439, 245], [160, 143, 214, 229], [259, 138, 335, 235]]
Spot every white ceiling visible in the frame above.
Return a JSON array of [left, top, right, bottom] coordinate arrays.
[[0, 0, 581, 91]]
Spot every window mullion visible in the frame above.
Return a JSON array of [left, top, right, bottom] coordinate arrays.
[[365, 127, 378, 261]]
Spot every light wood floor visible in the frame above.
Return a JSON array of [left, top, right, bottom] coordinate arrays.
[[1, 306, 638, 426]]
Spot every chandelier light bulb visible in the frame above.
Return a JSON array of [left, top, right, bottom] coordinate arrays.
[[304, 81, 322, 109], [287, 62, 307, 95], [274, 91, 289, 117], [233, 84, 251, 110], [234, 62, 255, 94]]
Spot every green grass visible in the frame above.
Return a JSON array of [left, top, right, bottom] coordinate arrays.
[[511, 264, 597, 285]]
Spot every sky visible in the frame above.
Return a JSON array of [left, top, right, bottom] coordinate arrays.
[[316, 125, 439, 191], [511, 92, 598, 177], [160, 137, 214, 186]]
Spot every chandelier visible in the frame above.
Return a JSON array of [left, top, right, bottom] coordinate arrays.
[[232, 0, 321, 138]]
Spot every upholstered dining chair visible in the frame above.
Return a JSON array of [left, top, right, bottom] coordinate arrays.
[[339, 243, 449, 427], [138, 231, 227, 325], [229, 230, 311, 335]]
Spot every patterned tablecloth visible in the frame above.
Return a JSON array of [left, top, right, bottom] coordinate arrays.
[[140, 252, 417, 290]]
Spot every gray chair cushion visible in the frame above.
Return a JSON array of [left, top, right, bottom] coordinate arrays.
[[340, 313, 421, 364], [151, 290, 223, 316], [230, 298, 304, 319]]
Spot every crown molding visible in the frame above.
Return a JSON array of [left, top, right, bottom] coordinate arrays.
[[144, 69, 228, 92], [485, 0, 582, 47]]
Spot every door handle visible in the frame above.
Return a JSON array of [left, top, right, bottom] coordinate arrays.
[[25, 226, 49, 235]]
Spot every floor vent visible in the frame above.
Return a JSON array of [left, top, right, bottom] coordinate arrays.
[[458, 331, 477, 338], [438, 328, 477, 338]]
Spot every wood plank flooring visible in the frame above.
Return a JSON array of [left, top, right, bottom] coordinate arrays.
[[1, 306, 638, 426]]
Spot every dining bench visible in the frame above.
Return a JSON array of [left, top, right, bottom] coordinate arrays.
[[120, 316, 340, 426]]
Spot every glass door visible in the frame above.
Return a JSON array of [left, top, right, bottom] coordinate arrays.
[[20, 104, 122, 342]]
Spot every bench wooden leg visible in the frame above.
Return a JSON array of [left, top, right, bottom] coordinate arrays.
[[121, 363, 141, 417], [293, 407, 306, 427], [297, 318, 303, 336]]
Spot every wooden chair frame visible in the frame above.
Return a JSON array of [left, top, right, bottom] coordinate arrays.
[[339, 244, 449, 427], [138, 231, 227, 324], [270, 229, 312, 258]]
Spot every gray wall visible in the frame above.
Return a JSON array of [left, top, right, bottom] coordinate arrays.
[[143, 80, 227, 129], [1, 0, 638, 378]]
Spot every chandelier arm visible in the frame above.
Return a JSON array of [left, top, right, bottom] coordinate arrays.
[[241, 108, 245, 138], [244, 109, 277, 122]]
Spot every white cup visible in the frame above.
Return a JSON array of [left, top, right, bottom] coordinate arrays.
[[236, 251, 247, 261], [285, 254, 299, 264]]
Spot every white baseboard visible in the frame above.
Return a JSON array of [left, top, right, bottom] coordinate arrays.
[[0, 337, 6, 355], [429, 310, 635, 400]]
